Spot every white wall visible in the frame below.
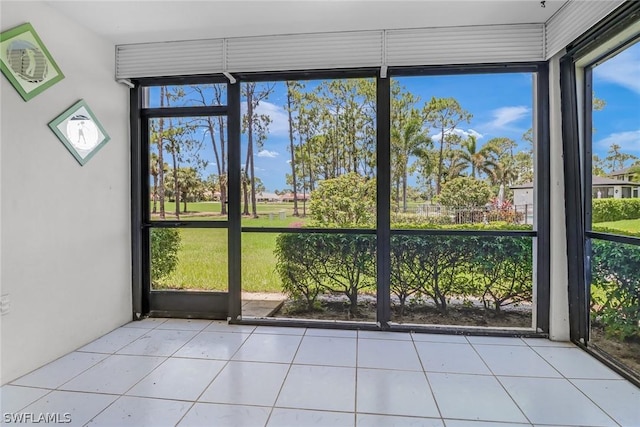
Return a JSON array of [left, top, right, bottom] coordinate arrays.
[[1, 1, 131, 384], [547, 52, 570, 341]]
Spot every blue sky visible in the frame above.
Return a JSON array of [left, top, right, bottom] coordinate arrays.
[[151, 41, 639, 192], [244, 73, 535, 191], [592, 41, 640, 164]]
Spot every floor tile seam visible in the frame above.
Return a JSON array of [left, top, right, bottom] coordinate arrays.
[[410, 333, 444, 421], [527, 345, 591, 381], [9, 348, 111, 390], [291, 361, 356, 368], [468, 342, 533, 425], [355, 411, 444, 420], [357, 365, 429, 373], [187, 325, 257, 406], [564, 378, 628, 427], [84, 354, 171, 398], [25, 352, 113, 392], [354, 328, 360, 427], [81, 326, 151, 355], [271, 404, 357, 415], [470, 342, 566, 377], [8, 387, 56, 414], [80, 392, 125, 426], [441, 416, 533, 426], [263, 329, 307, 427]]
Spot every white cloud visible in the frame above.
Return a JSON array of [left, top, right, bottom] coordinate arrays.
[[429, 127, 483, 142], [241, 100, 290, 137], [596, 130, 640, 153], [486, 106, 530, 130], [257, 150, 279, 158], [594, 46, 640, 95]]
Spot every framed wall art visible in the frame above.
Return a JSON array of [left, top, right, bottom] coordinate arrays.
[[0, 23, 64, 101], [49, 100, 110, 166]]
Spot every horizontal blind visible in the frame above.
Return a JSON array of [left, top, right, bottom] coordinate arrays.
[[386, 24, 544, 66], [116, 39, 224, 78], [225, 31, 383, 73], [545, 0, 625, 59]]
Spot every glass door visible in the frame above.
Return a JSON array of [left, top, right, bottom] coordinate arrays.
[[141, 83, 232, 318]]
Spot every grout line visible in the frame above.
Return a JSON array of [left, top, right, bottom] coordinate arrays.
[[173, 324, 259, 426], [467, 341, 533, 425], [354, 330, 359, 426], [263, 328, 308, 427], [410, 331, 444, 421]]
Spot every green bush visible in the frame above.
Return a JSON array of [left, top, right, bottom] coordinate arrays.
[[590, 233, 640, 341], [276, 222, 534, 318], [391, 234, 474, 314], [150, 228, 181, 284], [309, 173, 376, 227], [470, 236, 533, 312], [275, 233, 376, 316], [592, 198, 640, 223], [437, 177, 492, 208]]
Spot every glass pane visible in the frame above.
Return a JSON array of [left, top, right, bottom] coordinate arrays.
[[390, 74, 534, 231], [239, 78, 377, 229], [591, 41, 640, 232], [149, 116, 228, 221], [143, 84, 227, 108], [242, 232, 377, 322], [589, 238, 640, 377], [390, 234, 533, 328], [150, 228, 227, 291]]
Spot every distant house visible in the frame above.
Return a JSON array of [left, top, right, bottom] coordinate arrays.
[[279, 192, 310, 203], [511, 176, 640, 205], [592, 175, 640, 199], [608, 166, 639, 193], [256, 192, 281, 203]]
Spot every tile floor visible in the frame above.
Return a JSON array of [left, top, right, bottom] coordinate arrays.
[[2, 318, 639, 427]]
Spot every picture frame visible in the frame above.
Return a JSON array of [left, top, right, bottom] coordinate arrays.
[[49, 100, 111, 166], [0, 22, 64, 101]]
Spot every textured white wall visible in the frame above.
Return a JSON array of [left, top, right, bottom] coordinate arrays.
[[548, 52, 570, 341], [1, 1, 131, 384]]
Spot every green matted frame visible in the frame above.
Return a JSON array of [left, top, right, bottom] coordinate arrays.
[[0, 22, 64, 101], [49, 100, 111, 166]]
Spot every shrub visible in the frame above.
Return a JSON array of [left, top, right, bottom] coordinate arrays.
[[275, 233, 327, 312], [309, 173, 376, 227], [592, 198, 640, 223], [470, 236, 533, 312], [590, 236, 640, 341], [437, 177, 492, 208], [150, 228, 181, 284], [275, 233, 375, 316]]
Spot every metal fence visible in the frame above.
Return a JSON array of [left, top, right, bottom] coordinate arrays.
[[415, 204, 534, 225]]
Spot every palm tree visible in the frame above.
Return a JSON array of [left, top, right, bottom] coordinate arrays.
[[150, 152, 159, 214], [457, 135, 493, 179], [391, 113, 431, 212]]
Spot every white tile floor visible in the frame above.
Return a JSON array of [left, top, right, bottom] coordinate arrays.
[[2, 319, 639, 427]]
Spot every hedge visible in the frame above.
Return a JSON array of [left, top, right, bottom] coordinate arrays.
[[590, 228, 640, 341], [592, 198, 640, 223], [275, 223, 533, 316]]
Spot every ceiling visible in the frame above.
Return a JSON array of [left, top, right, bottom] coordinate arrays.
[[44, 0, 568, 46]]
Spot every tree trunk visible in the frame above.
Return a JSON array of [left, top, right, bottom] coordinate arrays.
[[402, 167, 408, 213], [286, 82, 299, 217], [171, 151, 180, 220], [157, 87, 166, 220], [152, 173, 158, 214], [436, 128, 445, 195]]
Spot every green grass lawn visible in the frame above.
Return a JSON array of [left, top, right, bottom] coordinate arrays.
[[594, 218, 640, 233], [155, 228, 285, 293]]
